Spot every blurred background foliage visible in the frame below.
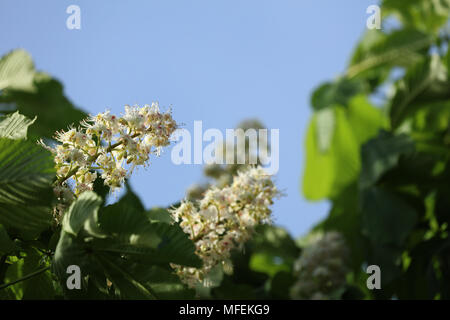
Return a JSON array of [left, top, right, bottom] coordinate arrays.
[[302, 0, 450, 299], [0, 0, 450, 299]]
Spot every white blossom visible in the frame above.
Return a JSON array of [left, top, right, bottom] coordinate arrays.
[[43, 104, 177, 198], [170, 166, 278, 288]]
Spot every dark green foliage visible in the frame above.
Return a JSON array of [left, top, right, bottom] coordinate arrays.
[[52, 190, 200, 299], [302, 0, 450, 299], [0, 112, 54, 240]]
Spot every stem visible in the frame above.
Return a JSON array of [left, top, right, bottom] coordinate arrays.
[[0, 265, 50, 290]]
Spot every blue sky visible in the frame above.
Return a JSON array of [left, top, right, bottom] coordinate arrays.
[[0, 0, 378, 237]]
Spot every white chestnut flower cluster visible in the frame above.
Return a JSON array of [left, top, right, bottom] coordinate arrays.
[[43, 103, 177, 201], [290, 231, 349, 300], [170, 166, 278, 288]]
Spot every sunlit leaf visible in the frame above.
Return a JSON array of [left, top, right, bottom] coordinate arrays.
[[0, 111, 36, 140], [0, 49, 35, 91], [0, 138, 54, 239]]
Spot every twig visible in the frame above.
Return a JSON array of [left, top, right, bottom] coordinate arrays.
[[0, 265, 50, 290]]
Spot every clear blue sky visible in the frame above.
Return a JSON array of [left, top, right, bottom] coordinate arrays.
[[0, 0, 378, 237]]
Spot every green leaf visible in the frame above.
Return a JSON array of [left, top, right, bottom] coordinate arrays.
[[303, 106, 360, 200], [396, 237, 450, 299], [346, 95, 387, 145], [63, 191, 103, 237], [92, 176, 109, 207], [98, 198, 199, 267], [3, 256, 24, 299], [118, 182, 145, 212], [125, 265, 195, 299], [390, 55, 450, 128], [303, 96, 386, 201], [93, 224, 200, 277], [98, 204, 161, 249], [138, 221, 201, 267], [95, 254, 157, 300], [302, 112, 335, 200], [146, 207, 174, 224], [53, 190, 200, 299], [311, 78, 364, 111], [0, 50, 35, 91], [0, 111, 36, 140], [361, 186, 418, 246], [98, 193, 200, 267], [359, 131, 415, 189], [0, 224, 17, 255], [411, 101, 450, 133], [348, 29, 431, 80], [52, 231, 107, 299], [21, 250, 55, 300], [0, 138, 54, 239], [304, 94, 387, 200]]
